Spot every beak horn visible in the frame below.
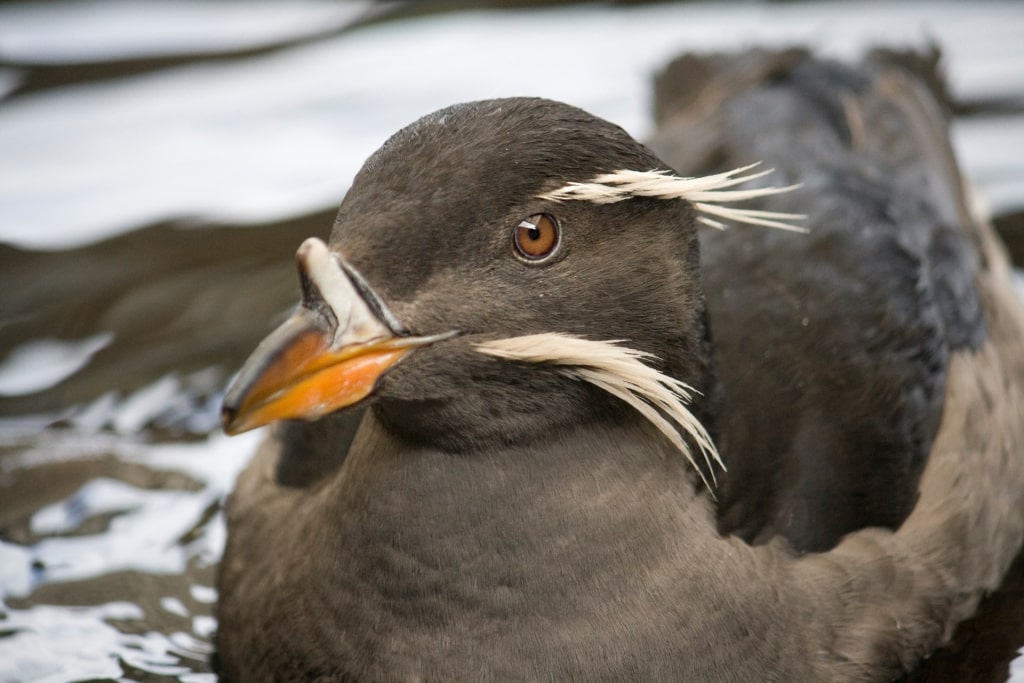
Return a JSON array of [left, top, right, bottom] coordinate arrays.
[[221, 237, 441, 435]]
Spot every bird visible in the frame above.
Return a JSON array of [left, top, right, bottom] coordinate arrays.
[[214, 48, 1024, 682]]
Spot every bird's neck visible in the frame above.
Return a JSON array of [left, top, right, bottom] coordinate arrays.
[[330, 408, 714, 575], [282, 410, 766, 676]]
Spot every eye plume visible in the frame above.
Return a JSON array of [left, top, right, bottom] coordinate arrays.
[[537, 162, 807, 233], [475, 333, 723, 493]]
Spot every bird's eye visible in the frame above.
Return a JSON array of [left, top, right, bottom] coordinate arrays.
[[513, 213, 560, 261]]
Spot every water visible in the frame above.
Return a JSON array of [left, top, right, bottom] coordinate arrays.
[[0, 424, 260, 682], [2, 2, 1024, 681]]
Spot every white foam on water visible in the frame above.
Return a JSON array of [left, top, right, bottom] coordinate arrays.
[[2, 429, 259, 602], [0, 428, 261, 679], [0, 333, 114, 397], [0, 0, 373, 62], [1, 1, 1021, 250], [0, 602, 143, 683]]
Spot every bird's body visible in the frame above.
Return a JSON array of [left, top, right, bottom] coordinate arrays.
[[215, 49, 1024, 681]]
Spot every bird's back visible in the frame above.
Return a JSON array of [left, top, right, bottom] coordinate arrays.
[[648, 48, 987, 551]]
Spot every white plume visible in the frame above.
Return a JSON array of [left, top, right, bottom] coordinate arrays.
[[538, 162, 806, 232], [475, 333, 723, 493]]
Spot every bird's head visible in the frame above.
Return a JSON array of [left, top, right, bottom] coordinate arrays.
[[221, 97, 801, 485]]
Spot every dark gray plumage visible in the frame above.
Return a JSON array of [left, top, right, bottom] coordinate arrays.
[[649, 48, 986, 551], [215, 50, 1024, 681]]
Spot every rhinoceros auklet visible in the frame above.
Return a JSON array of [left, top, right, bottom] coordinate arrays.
[[215, 49, 1024, 682]]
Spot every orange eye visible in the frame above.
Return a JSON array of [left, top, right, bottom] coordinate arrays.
[[513, 213, 560, 261]]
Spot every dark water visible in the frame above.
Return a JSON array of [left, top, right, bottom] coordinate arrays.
[[2, 2, 1024, 681]]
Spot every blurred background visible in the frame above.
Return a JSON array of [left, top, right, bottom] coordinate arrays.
[[1, 1, 1023, 681]]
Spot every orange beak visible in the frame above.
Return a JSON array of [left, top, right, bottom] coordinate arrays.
[[221, 237, 451, 435]]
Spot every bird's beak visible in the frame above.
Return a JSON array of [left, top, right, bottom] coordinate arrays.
[[221, 237, 450, 435]]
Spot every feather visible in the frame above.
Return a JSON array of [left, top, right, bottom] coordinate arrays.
[[475, 333, 723, 493], [538, 162, 807, 233]]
